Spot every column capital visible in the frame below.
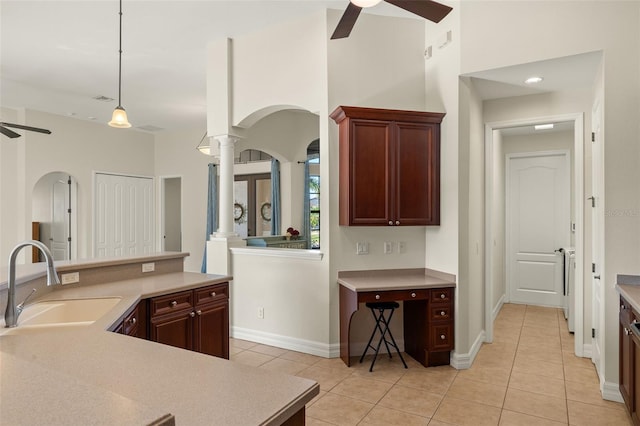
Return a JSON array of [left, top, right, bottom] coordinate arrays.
[[213, 134, 242, 146]]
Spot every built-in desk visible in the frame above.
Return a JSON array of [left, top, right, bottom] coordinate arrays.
[[338, 268, 456, 368]]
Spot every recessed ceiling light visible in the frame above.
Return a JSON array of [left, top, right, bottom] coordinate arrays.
[[534, 123, 554, 130], [525, 76, 544, 84]]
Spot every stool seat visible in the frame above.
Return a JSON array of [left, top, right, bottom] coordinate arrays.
[[359, 301, 408, 372], [365, 301, 400, 310]]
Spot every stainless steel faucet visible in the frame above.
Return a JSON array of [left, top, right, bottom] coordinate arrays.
[[4, 240, 60, 328]]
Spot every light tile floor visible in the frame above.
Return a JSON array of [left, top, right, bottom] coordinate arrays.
[[230, 304, 632, 425]]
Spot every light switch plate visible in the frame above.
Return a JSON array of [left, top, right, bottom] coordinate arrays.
[[356, 242, 369, 255], [384, 242, 393, 254]]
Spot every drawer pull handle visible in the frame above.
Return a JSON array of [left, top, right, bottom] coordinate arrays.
[[190, 311, 196, 318], [440, 334, 446, 340], [388, 221, 393, 226], [440, 294, 446, 299], [395, 221, 400, 225], [196, 310, 202, 316], [621, 304, 626, 310], [440, 311, 446, 316], [211, 292, 216, 297], [130, 317, 136, 325], [411, 292, 416, 298], [170, 301, 178, 307], [375, 294, 381, 300], [625, 327, 631, 335]]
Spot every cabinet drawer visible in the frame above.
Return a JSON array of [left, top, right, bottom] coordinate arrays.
[[151, 290, 193, 317], [430, 305, 452, 321], [430, 288, 453, 304], [359, 289, 429, 303], [430, 323, 454, 351], [195, 283, 229, 306]]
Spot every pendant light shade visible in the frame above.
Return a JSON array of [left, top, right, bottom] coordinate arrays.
[[351, 0, 383, 8], [109, 106, 131, 128], [108, 0, 131, 128]]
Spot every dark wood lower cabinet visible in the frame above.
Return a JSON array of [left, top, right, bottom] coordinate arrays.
[[113, 282, 230, 360], [620, 295, 640, 425], [149, 282, 230, 359]]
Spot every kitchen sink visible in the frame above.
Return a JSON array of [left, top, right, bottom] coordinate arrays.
[[1, 297, 122, 336]]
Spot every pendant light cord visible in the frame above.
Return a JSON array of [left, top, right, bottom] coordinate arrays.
[[117, 0, 123, 108]]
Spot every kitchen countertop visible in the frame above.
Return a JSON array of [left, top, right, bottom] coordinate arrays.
[[0, 262, 319, 425], [617, 274, 640, 313], [337, 268, 456, 292]]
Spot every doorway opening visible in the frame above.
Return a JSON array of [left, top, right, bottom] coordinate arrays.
[[162, 177, 182, 252], [32, 172, 78, 261], [484, 114, 585, 357]]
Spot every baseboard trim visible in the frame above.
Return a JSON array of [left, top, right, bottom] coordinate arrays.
[[231, 326, 335, 358], [451, 330, 485, 369], [492, 294, 506, 322], [582, 343, 593, 358], [602, 380, 624, 403]]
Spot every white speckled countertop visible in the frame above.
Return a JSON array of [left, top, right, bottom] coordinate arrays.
[[0, 265, 319, 425]]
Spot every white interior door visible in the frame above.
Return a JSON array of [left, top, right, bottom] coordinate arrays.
[[591, 99, 604, 374], [95, 173, 154, 257], [50, 177, 70, 260], [507, 151, 570, 306]]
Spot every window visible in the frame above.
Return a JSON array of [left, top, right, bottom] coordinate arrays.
[[309, 171, 320, 249]]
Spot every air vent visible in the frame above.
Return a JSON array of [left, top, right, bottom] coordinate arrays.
[[93, 95, 115, 102], [137, 125, 164, 132]]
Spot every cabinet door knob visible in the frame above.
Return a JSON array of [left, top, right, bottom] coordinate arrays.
[[196, 310, 202, 316], [170, 300, 178, 307], [388, 221, 393, 226], [440, 311, 446, 316], [440, 294, 446, 299], [190, 311, 196, 317], [375, 294, 381, 300], [621, 304, 626, 310], [395, 221, 400, 225], [130, 317, 136, 325], [211, 292, 216, 297], [440, 334, 446, 340], [411, 292, 416, 298], [625, 327, 631, 335]]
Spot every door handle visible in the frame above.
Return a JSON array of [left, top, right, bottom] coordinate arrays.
[[594, 275, 601, 280]]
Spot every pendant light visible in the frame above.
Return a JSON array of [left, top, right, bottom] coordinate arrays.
[[108, 0, 131, 128]]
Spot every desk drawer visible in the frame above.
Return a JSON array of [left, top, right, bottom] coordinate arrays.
[[430, 306, 452, 321], [430, 323, 454, 351], [430, 288, 453, 304], [359, 289, 429, 303]]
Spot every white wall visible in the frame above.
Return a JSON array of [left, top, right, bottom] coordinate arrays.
[[0, 108, 155, 263], [327, 9, 431, 345], [154, 128, 212, 272], [0, 107, 21, 262], [459, 0, 640, 390], [492, 129, 505, 312]]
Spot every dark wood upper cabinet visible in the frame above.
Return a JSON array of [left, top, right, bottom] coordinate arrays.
[[330, 106, 444, 226]]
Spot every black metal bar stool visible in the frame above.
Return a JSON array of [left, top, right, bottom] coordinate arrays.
[[359, 301, 408, 372]]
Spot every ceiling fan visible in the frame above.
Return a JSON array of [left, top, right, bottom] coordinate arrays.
[[0, 122, 52, 139], [331, 0, 453, 40]]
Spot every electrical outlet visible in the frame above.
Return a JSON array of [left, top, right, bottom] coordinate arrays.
[[142, 262, 155, 273], [258, 307, 264, 319], [398, 241, 407, 254], [356, 242, 369, 255], [384, 242, 393, 254], [61, 272, 79, 285]]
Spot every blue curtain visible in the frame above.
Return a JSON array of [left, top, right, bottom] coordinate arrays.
[[201, 163, 218, 273], [303, 160, 311, 249], [270, 158, 281, 235]]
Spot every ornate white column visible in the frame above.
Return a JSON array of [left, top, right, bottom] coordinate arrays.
[[214, 134, 238, 237]]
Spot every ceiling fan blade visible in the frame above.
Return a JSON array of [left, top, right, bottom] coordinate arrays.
[[331, 3, 363, 40], [385, 0, 453, 23], [0, 122, 52, 135], [0, 125, 21, 139]]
